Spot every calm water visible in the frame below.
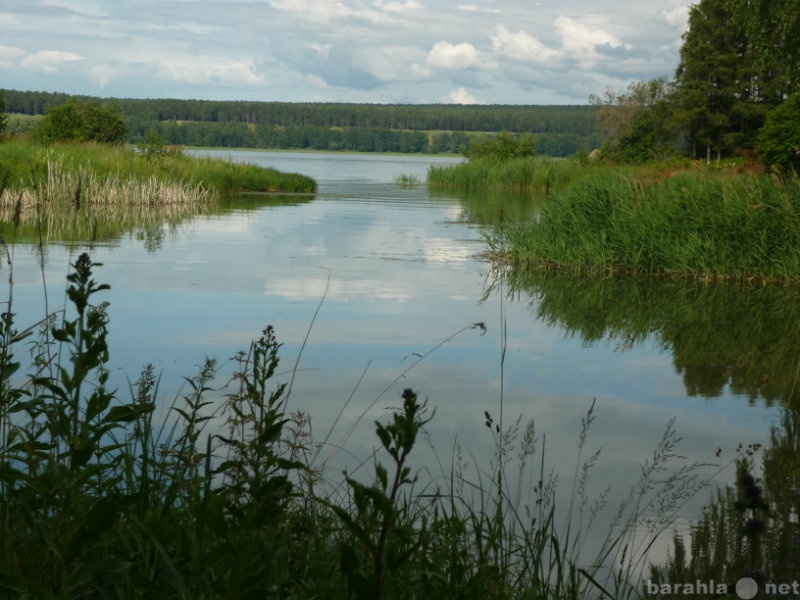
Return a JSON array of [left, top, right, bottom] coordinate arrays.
[[3, 150, 791, 567]]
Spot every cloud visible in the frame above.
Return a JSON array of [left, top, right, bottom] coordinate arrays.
[[427, 41, 484, 70], [457, 4, 500, 13], [373, 0, 424, 13], [0, 44, 26, 68], [443, 87, 482, 104], [19, 50, 84, 73], [0, 0, 694, 104], [661, 5, 689, 27], [554, 15, 628, 61], [491, 25, 560, 62]]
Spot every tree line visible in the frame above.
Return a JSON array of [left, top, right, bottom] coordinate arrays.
[[1, 90, 597, 134], [0, 89, 602, 156]]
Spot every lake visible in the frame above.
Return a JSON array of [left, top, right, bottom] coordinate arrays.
[[3, 149, 791, 575]]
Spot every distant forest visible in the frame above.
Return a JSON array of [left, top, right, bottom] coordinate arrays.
[[2, 89, 603, 156]]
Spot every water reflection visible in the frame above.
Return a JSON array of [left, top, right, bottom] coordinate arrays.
[[491, 269, 800, 407], [0, 192, 315, 251]]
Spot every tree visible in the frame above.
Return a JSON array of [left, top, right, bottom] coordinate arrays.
[[726, 0, 800, 99], [756, 92, 800, 174], [590, 78, 673, 161], [671, 0, 776, 161], [36, 100, 127, 144], [672, 0, 741, 161]]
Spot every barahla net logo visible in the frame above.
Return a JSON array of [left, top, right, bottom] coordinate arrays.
[[645, 577, 800, 598]]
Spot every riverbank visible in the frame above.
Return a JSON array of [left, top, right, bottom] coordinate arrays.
[[0, 139, 316, 209], [438, 157, 800, 284]]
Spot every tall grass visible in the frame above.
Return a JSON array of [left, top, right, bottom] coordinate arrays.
[[498, 170, 800, 283], [0, 139, 317, 205], [427, 157, 587, 195]]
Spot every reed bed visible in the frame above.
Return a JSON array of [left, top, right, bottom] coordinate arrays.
[[427, 156, 585, 194], [497, 170, 800, 283], [0, 139, 317, 203]]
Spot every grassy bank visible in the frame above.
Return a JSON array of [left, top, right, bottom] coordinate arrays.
[[0, 253, 714, 599], [0, 139, 316, 208], [492, 167, 800, 283]]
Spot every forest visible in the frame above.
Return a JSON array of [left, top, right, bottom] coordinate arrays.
[[0, 89, 602, 156]]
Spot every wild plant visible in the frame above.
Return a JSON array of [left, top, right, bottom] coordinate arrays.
[[0, 252, 154, 598], [331, 388, 434, 600]]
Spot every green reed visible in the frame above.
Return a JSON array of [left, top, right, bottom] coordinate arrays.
[[427, 156, 586, 194], [0, 139, 316, 207], [498, 170, 800, 283]]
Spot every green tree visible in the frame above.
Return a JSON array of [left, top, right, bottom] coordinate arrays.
[[672, 0, 770, 161], [756, 92, 800, 174], [590, 78, 673, 161], [37, 100, 127, 144], [726, 0, 800, 99]]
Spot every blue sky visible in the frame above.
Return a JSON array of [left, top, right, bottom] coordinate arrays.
[[1, 0, 691, 104]]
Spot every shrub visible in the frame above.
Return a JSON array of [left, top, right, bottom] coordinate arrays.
[[36, 100, 127, 145]]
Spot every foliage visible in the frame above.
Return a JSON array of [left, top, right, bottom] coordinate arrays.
[[0, 140, 317, 213], [136, 129, 176, 161], [36, 100, 128, 144], [428, 155, 584, 194], [462, 132, 537, 163], [726, 0, 800, 98], [755, 92, 800, 174], [496, 167, 800, 283], [3, 89, 602, 156], [590, 78, 674, 162]]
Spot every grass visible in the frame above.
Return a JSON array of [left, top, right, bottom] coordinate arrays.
[[0, 139, 316, 206], [427, 156, 585, 195], [491, 167, 800, 284], [0, 140, 317, 244], [0, 233, 722, 599]]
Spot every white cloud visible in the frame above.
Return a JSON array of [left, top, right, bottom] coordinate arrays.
[[427, 41, 484, 69], [0, 0, 694, 104], [457, 4, 500, 13], [554, 15, 627, 60], [152, 56, 264, 86], [443, 87, 482, 104], [20, 50, 84, 73], [374, 0, 424, 13], [0, 44, 25, 68], [491, 24, 560, 62], [662, 5, 689, 27]]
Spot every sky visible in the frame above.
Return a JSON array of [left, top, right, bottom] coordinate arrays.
[[0, 0, 693, 105]]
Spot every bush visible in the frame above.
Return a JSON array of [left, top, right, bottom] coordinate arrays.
[[463, 132, 537, 163], [36, 100, 127, 144]]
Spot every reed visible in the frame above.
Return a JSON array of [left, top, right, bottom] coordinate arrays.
[[498, 169, 800, 283], [0, 139, 316, 208], [427, 156, 587, 194]]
